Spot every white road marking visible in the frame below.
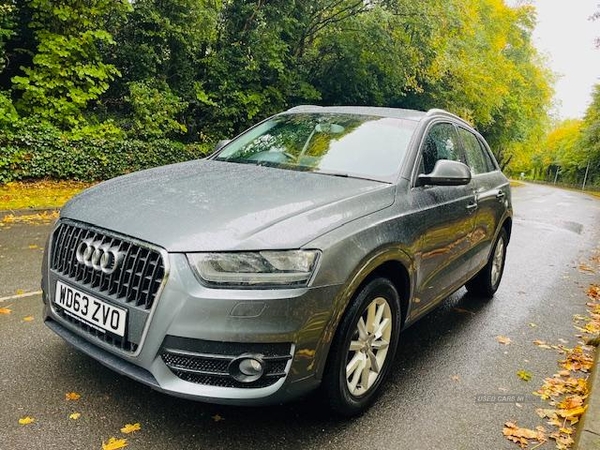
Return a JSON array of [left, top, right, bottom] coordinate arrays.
[[0, 290, 42, 302]]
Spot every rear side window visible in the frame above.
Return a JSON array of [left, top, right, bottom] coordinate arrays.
[[458, 127, 495, 174], [478, 137, 498, 171], [420, 123, 463, 174]]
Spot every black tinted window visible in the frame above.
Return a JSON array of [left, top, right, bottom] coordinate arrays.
[[421, 123, 463, 174], [459, 128, 494, 174], [478, 137, 498, 171]]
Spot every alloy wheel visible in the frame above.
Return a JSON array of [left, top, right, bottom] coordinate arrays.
[[345, 296, 392, 397]]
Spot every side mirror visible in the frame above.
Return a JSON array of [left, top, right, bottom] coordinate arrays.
[[417, 160, 472, 187], [214, 139, 231, 153]]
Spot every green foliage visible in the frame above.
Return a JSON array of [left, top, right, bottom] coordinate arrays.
[[515, 84, 600, 186], [198, 0, 318, 137], [123, 80, 187, 139], [11, 0, 130, 127], [0, 121, 210, 184], [0, 90, 18, 127], [578, 84, 600, 184], [308, 6, 420, 106], [0, 2, 16, 72], [0, 0, 558, 183], [544, 120, 584, 181], [104, 0, 220, 140]]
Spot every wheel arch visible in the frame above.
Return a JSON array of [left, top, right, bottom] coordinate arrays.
[[315, 250, 413, 380], [502, 216, 512, 243], [361, 261, 410, 327]]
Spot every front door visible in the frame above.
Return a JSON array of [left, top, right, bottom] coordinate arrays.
[[408, 122, 477, 316]]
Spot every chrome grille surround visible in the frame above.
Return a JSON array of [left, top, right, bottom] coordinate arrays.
[[50, 221, 165, 310], [49, 219, 168, 354]]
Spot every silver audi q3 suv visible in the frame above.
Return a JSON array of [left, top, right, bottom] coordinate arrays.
[[42, 106, 512, 416]]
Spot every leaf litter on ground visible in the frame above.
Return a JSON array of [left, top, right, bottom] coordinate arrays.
[[504, 252, 600, 449]]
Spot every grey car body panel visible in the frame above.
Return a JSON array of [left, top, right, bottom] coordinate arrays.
[[61, 160, 395, 253], [43, 106, 512, 406]]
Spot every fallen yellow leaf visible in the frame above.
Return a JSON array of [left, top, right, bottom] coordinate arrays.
[[536, 408, 558, 419], [557, 405, 587, 419], [15, 289, 24, 295], [496, 335, 512, 345], [28, 244, 39, 249], [0, 306, 11, 315], [18, 416, 35, 425], [120, 423, 141, 434], [65, 392, 81, 401], [588, 284, 600, 301], [503, 421, 546, 448], [102, 437, 128, 450], [22, 316, 34, 322], [212, 414, 225, 422], [517, 370, 532, 382], [579, 263, 596, 273], [560, 346, 593, 372], [69, 412, 81, 420], [558, 395, 584, 410], [533, 340, 552, 349], [550, 432, 574, 448]]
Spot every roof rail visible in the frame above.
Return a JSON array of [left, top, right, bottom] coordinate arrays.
[[426, 108, 470, 125]]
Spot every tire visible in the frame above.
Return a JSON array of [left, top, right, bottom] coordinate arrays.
[[465, 228, 508, 297], [322, 277, 401, 417]]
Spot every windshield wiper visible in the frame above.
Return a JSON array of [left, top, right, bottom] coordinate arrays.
[[311, 170, 349, 178], [311, 170, 391, 183]]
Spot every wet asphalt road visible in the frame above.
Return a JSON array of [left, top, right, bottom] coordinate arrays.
[[1, 183, 599, 450]]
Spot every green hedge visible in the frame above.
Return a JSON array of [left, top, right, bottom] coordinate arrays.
[[0, 124, 211, 183]]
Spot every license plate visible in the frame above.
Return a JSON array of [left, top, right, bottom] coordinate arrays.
[[54, 280, 127, 337]]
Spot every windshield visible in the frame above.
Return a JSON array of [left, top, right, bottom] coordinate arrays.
[[214, 113, 418, 182]]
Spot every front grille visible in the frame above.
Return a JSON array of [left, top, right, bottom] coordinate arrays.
[[161, 337, 292, 389], [50, 221, 165, 310]]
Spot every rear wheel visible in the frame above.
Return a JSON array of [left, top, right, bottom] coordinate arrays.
[[322, 277, 401, 416], [466, 228, 508, 297]]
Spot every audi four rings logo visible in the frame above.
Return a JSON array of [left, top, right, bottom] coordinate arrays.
[[75, 238, 125, 274]]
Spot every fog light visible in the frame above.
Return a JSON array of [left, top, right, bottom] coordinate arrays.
[[229, 354, 265, 383]]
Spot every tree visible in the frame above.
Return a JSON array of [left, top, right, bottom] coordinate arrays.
[[578, 84, 600, 184], [11, 0, 130, 127], [544, 120, 583, 182], [104, 0, 220, 139]]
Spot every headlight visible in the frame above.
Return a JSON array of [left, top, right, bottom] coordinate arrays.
[[187, 250, 320, 288]]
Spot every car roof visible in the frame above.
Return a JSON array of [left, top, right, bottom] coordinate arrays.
[[284, 105, 471, 126]]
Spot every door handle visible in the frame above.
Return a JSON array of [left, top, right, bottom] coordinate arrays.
[[466, 202, 478, 212], [496, 190, 506, 200]]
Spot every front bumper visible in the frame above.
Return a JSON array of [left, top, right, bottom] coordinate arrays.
[[43, 252, 342, 405]]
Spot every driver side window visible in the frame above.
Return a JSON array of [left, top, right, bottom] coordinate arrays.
[[420, 123, 463, 174]]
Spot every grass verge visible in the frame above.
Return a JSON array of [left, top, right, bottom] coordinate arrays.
[[0, 180, 93, 211]]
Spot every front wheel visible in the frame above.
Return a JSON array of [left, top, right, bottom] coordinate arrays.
[[466, 228, 508, 297], [322, 277, 401, 416]]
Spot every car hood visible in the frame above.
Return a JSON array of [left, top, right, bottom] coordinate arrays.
[[61, 160, 395, 252]]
